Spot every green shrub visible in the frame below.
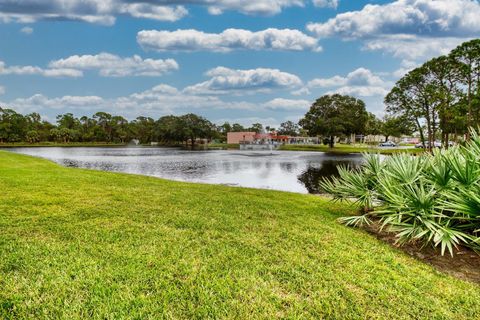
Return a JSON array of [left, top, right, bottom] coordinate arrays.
[[320, 129, 480, 256]]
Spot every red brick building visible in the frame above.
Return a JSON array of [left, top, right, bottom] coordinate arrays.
[[227, 132, 289, 144], [227, 132, 256, 144]]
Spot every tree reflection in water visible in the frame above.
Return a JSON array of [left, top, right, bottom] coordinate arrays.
[[298, 160, 360, 194]]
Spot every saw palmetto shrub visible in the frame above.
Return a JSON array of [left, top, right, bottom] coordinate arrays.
[[321, 131, 480, 256]]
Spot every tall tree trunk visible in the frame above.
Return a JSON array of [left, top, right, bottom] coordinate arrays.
[[439, 103, 446, 147], [329, 135, 334, 148], [415, 117, 426, 149], [425, 107, 433, 152], [431, 107, 438, 149], [476, 75, 480, 128], [467, 79, 472, 140], [190, 136, 195, 150]]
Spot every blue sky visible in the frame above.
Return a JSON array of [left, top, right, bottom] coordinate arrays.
[[0, 0, 479, 127]]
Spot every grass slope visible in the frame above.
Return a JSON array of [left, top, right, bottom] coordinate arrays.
[[0, 142, 126, 148], [279, 144, 423, 155], [206, 142, 422, 154], [207, 143, 240, 149], [0, 151, 478, 319]]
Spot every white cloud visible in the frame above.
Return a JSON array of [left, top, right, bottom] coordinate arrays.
[[312, 0, 339, 9], [0, 13, 115, 26], [306, 0, 480, 67], [391, 59, 418, 78], [0, 85, 4, 95], [263, 98, 310, 111], [308, 75, 347, 88], [120, 4, 187, 22], [137, 28, 322, 52], [42, 68, 84, 78], [184, 67, 303, 95], [0, 0, 306, 25], [0, 54, 179, 79], [20, 26, 33, 34], [0, 60, 83, 78], [49, 53, 179, 77], [307, 0, 480, 39], [203, 0, 304, 16], [53, 95, 105, 108], [0, 1, 187, 25], [7, 94, 105, 114], [309, 68, 383, 87], [4, 83, 255, 117], [363, 35, 470, 62], [2, 81, 314, 121], [291, 87, 311, 96], [326, 86, 389, 97], [133, 84, 180, 97], [308, 68, 390, 97]]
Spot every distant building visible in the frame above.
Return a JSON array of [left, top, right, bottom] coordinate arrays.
[[239, 132, 292, 150], [364, 135, 420, 144], [400, 136, 420, 144], [227, 132, 256, 144], [252, 133, 289, 144], [288, 136, 319, 144], [228, 131, 321, 147]]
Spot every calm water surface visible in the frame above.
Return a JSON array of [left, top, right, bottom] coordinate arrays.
[[7, 147, 364, 194]]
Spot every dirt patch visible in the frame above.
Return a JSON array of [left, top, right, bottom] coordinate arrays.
[[362, 221, 480, 284]]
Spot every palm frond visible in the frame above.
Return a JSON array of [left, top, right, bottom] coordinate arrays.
[[321, 130, 480, 256], [338, 214, 372, 227]]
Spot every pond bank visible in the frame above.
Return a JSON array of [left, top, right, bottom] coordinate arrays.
[[206, 143, 425, 154], [0, 151, 478, 319], [1, 142, 425, 155], [0, 142, 127, 148], [279, 143, 424, 155]]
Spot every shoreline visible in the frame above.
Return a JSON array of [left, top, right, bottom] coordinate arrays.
[[1, 142, 426, 155], [0, 142, 127, 148]]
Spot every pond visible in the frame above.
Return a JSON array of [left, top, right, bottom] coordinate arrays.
[[6, 147, 365, 194]]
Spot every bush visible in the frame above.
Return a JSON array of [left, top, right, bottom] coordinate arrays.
[[320, 129, 480, 256]]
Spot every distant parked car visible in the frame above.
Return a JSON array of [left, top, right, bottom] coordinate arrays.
[[415, 141, 442, 148], [379, 141, 397, 147]]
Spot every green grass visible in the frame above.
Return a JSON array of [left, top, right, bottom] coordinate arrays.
[[0, 141, 126, 148], [206, 142, 423, 154], [279, 143, 424, 155], [0, 151, 478, 319], [207, 143, 240, 149]]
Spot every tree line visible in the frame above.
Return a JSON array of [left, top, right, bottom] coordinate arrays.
[[299, 39, 480, 148], [2, 39, 478, 148], [0, 108, 301, 147], [299, 94, 415, 147], [385, 39, 480, 148]]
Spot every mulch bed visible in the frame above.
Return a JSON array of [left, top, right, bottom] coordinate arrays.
[[362, 221, 480, 284]]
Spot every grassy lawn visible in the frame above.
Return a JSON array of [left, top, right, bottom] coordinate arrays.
[[207, 143, 240, 149], [0, 151, 479, 319], [0, 142, 127, 148], [279, 143, 423, 155]]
